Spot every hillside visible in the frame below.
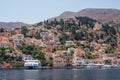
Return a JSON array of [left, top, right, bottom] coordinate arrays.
[[49, 8, 120, 24], [78, 8, 120, 23], [0, 22, 28, 28], [1, 9, 120, 68]]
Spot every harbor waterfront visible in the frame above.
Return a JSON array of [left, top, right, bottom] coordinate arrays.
[[0, 0, 120, 80], [0, 68, 120, 80]]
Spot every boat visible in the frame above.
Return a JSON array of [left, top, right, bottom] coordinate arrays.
[[24, 60, 41, 69], [86, 63, 101, 69], [112, 65, 120, 68], [101, 65, 112, 69]]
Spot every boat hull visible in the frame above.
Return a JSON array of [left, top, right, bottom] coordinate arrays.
[[86, 65, 101, 69], [101, 65, 112, 69], [24, 60, 41, 69]]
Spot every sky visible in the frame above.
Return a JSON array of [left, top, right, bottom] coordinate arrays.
[[0, 0, 120, 24]]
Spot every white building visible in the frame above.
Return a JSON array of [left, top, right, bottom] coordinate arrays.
[[73, 59, 85, 66], [22, 54, 33, 61]]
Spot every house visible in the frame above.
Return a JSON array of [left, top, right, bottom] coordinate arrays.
[[53, 50, 74, 67], [40, 42, 47, 47], [73, 59, 85, 66], [11, 34, 24, 47], [65, 41, 76, 46], [14, 28, 21, 34], [12, 34, 24, 41], [68, 47, 75, 53], [27, 26, 40, 36], [53, 53, 63, 67], [53, 57, 63, 67], [22, 54, 33, 61], [53, 51, 66, 67], [73, 48, 85, 66], [41, 32, 55, 43], [25, 38, 42, 46], [63, 56, 73, 67], [0, 43, 12, 48], [92, 51, 101, 58], [42, 45, 53, 53], [6, 52, 16, 57], [13, 39, 20, 46], [0, 36, 13, 48], [16, 34, 24, 41], [44, 52, 53, 61], [93, 22, 102, 30], [74, 48, 85, 59], [32, 39, 42, 46], [90, 41, 97, 47], [0, 32, 11, 38], [80, 41, 88, 45]]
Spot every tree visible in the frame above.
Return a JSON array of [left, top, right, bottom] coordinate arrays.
[[76, 42, 81, 46], [44, 24, 51, 29], [21, 26, 28, 36], [59, 19, 64, 26], [0, 47, 5, 57], [47, 61, 53, 67], [74, 32, 84, 40], [49, 57, 53, 60], [108, 27, 116, 35], [35, 32, 41, 39], [0, 28, 4, 32], [102, 24, 116, 35], [75, 16, 96, 29], [59, 33, 70, 45], [54, 18, 58, 25], [37, 22, 43, 26], [104, 36, 117, 47], [8, 47, 14, 53], [35, 52, 45, 60], [60, 39, 66, 45], [35, 52, 46, 66], [104, 60, 111, 64], [15, 56, 22, 61], [105, 46, 114, 54], [82, 53, 95, 59]]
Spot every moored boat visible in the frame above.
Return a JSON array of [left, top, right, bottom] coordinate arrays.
[[24, 60, 41, 69], [86, 63, 101, 69], [112, 65, 120, 68], [101, 65, 112, 69]]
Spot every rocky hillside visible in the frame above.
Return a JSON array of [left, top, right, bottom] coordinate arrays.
[[49, 8, 120, 24], [0, 22, 28, 28]]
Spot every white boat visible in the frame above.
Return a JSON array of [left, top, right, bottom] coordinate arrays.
[[112, 65, 120, 68], [86, 63, 101, 69], [101, 65, 112, 69], [24, 60, 41, 69]]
